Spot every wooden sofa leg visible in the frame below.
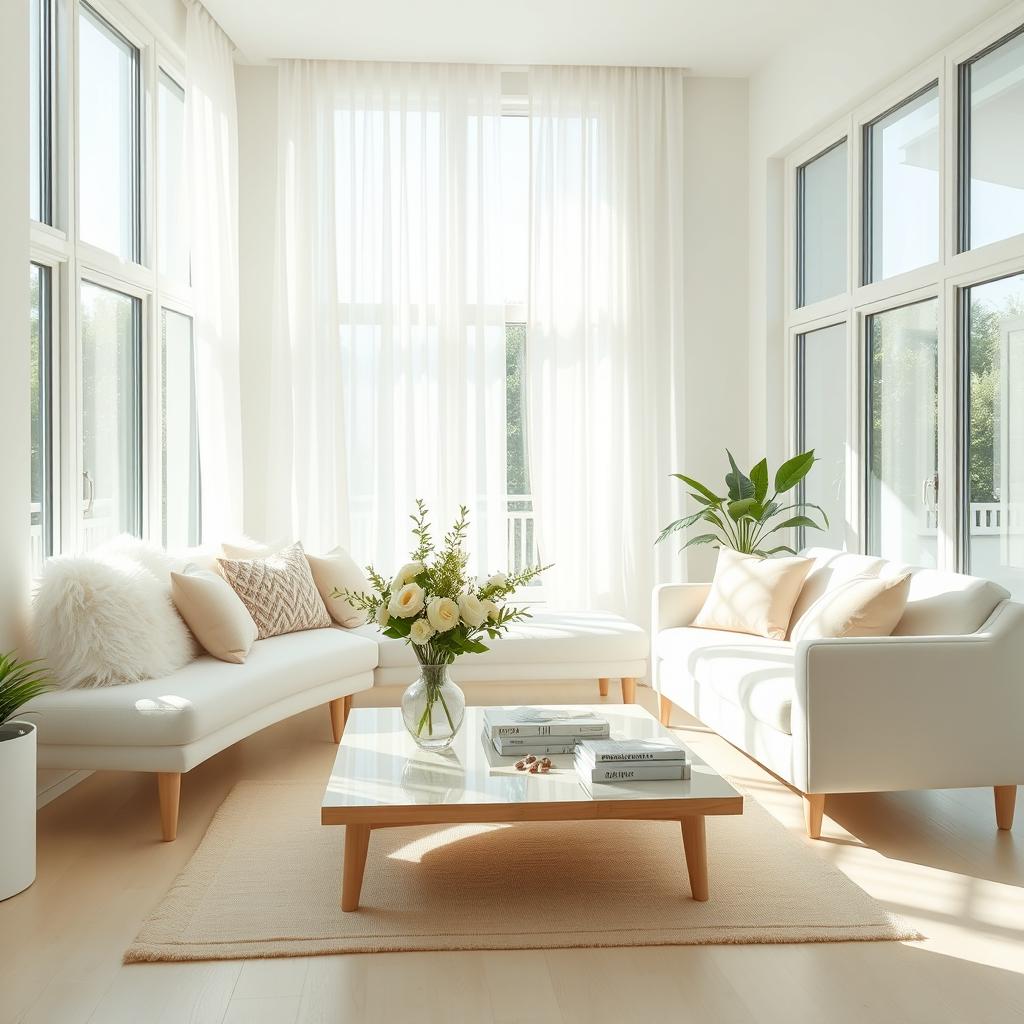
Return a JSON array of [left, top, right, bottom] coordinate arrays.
[[995, 785, 1017, 830], [804, 793, 825, 839], [659, 694, 672, 726], [621, 677, 637, 704], [329, 696, 351, 744], [598, 677, 609, 698], [157, 772, 181, 842]]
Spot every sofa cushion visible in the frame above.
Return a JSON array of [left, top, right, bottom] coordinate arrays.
[[655, 626, 795, 734], [878, 563, 1009, 636], [790, 571, 912, 642], [353, 609, 648, 669], [27, 627, 378, 748], [789, 549, 886, 636]]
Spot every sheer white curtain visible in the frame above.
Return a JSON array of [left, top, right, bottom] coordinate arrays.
[[268, 61, 507, 570], [527, 66, 686, 621], [185, 1, 244, 540]]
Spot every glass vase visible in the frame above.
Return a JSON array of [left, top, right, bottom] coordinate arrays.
[[401, 663, 466, 751]]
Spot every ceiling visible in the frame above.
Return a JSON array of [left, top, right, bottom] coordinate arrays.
[[205, 0, 837, 74]]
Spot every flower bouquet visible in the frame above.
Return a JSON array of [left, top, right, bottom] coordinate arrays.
[[334, 501, 549, 749]]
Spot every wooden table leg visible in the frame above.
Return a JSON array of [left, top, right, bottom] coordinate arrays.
[[341, 824, 371, 911], [680, 816, 709, 901], [598, 677, 610, 698]]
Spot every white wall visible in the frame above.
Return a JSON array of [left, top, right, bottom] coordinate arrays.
[[234, 70, 750, 582], [746, 0, 1013, 465]]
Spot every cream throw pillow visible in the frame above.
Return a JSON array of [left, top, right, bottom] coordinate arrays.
[[217, 541, 331, 639], [306, 548, 372, 628], [789, 572, 912, 643], [171, 565, 259, 664], [692, 548, 813, 640]]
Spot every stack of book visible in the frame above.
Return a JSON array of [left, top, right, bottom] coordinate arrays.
[[483, 707, 610, 757], [574, 738, 690, 784]]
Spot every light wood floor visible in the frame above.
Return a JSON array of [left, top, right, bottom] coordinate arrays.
[[2, 686, 1022, 1024]]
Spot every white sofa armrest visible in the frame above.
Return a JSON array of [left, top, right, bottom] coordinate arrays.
[[651, 583, 710, 692], [791, 600, 1024, 794]]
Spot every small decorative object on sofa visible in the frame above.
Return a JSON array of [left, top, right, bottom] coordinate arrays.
[[657, 449, 829, 556], [335, 501, 549, 750], [0, 652, 53, 901]]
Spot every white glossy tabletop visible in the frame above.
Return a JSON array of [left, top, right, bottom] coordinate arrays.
[[322, 705, 740, 816]]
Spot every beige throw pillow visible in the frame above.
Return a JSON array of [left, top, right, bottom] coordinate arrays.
[[789, 572, 912, 643], [171, 565, 259, 664], [306, 547, 372, 628], [218, 541, 331, 639], [692, 548, 813, 640]]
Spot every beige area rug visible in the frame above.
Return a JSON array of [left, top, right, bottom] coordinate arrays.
[[125, 781, 920, 962]]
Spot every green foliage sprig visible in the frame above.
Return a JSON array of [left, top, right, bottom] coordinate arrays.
[[0, 652, 54, 728], [657, 450, 829, 557]]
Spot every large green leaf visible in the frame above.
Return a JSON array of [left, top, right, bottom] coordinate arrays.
[[679, 533, 719, 552], [763, 514, 824, 538], [725, 450, 755, 501], [727, 497, 759, 521], [671, 473, 722, 504], [656, 509, 709, 545], [749, 459, 769, 503], [774, 450, 816, 493]]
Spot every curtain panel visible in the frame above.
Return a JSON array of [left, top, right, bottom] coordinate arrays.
[[185, 0, 244, 541], [269, 60, 508, 571], [526, 65, 687, 620]]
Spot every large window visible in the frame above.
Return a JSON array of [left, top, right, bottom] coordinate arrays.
[[866, 299, 939, 566], [796, 323, 847, 547], [796, 140, 847, 306], [964, 273, 1024, 596], [78, 3, 140, 261], [30, 264, 54, 573], [80, 281, 142, 547], [160, 309, 201, 548], [959, 27, 1024, 251], [863, 84, 940, 283], [158, 70, 189, 283]]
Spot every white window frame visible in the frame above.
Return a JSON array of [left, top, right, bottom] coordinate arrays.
[[29, 0, 195, 564], [783, 0, 1024, 572]]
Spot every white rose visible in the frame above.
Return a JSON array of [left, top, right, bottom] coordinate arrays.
[[376, 603, 390, 627], [458, 593, 487, 628], [392, 561, 424, 591], [426, 596, 460, 632], [486, 572, 508, 590], [409, 617, 435, 645], [480, 599, 499, 622], [388, 582, 425, 619]]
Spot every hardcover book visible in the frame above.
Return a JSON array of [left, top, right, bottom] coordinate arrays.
[[576, 738, 688, 764], [483, 707, 610, 738], [492, 737, 577, 756], [575, 760, 692, 783]]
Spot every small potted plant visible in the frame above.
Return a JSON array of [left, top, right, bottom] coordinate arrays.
[[0, 652, 53, 901], [335, 502, 548, 750]]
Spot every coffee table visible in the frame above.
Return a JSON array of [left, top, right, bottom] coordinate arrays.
[[321, 704, 742, 909]]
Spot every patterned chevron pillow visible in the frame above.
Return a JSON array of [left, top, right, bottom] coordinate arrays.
[[217, 542, 331, 639]]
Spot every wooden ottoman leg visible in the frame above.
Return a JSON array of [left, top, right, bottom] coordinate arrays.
[[621, 677, 637, 704], [804, 793, 825, 839], [680, 816, 709, 901], [995, 785, 1017, 830], [659, 694, 672, 726], [157, 772, 181, 842], [598, 677, 610, 698]]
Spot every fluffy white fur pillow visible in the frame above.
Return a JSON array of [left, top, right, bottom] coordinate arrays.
[[33, 550, 195, 689]]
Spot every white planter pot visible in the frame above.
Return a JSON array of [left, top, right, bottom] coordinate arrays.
[[0, 721, 37, 900]]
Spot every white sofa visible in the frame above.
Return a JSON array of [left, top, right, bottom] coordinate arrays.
[[26, 609, 647, 840], [653, 547, 1023, 838]]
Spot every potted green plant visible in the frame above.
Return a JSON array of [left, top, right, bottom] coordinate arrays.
[[658, 450, 829, 555], [0, 653, 53, 901]]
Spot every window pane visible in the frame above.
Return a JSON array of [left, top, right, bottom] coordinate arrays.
[[797, 323, 847, 547], [500, 115, 528, 307], [867, 299, 939, 566], [80, 281, 141, 548], [865, 85, 940, 283], [158, 70, 189, 282], [30, 264, 52, 573], [161, 309, 201, 548], [797, 140, 847, 306], [30, 0, 50, 223], [963, 28, 1024, 250], [78, 4, 139, 260], [966, 273, 1024, 598]]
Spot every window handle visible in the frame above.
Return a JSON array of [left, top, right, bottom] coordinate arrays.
[[82, 470, 95, 516]]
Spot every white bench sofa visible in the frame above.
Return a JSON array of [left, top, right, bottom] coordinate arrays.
[[26, 610, 646, 840], [653, 547, 1023, 838]]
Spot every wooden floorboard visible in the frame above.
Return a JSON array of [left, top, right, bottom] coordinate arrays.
[[0, 688, 1020, 1024]]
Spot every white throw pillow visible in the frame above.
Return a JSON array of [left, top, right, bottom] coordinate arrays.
[[171, 565, 259, 663], [32, 553, 195, 689], [790, 572, 912, 643], [306, 548, 372, 628], [692, 548, 813, 640]]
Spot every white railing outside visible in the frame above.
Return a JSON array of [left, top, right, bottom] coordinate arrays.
[[506, 494, 542, 583]]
